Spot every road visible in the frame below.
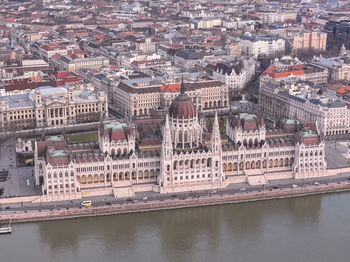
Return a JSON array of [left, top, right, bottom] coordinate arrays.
[[1, 173, 350, 214]]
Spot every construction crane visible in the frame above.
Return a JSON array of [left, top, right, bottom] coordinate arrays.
[[305, 8, 315, 49], [286, 20, 290, 37], [287, 39, 295, 61]]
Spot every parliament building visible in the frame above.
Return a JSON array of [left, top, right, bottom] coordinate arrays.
[[34, 81, 327, 201]]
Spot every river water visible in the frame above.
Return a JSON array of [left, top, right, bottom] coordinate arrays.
[[1, 192, 350, 262]]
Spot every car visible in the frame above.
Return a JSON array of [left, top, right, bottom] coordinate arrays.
[[273, 186, 278, 189], [314, 182, 320, 186], [240, 187, 246, 191], [81, 200, 92, 207], [142, 196, 148, 200], [292, 184, 298, 188], [210, 190, 217, 194]]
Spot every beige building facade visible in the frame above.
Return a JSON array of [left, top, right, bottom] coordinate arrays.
[[259, 81, 350, 136], [0, 85, 108, 131], [292, 32, 327, 51], [312, 46, 350, 81], [114, 78, 229, 117]]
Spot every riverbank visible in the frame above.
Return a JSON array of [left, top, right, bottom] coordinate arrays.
[[1, 182, 350, 223]]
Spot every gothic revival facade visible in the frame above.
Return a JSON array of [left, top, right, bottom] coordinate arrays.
[[34, 81, 328, 201]]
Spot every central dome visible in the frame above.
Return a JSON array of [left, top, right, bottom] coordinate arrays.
[[168, 79, 196, 119]]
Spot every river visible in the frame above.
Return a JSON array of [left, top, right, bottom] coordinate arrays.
[[1, 192, 350, 262]]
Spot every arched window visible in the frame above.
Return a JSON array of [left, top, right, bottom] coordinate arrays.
[[190, 160, 194, 168], [207, 159, 211, 167]]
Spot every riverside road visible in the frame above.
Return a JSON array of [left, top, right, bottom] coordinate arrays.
[[2, 174, 350, 215]]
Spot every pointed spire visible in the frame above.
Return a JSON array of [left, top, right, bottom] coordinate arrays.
[[213, 110, 219, 130], [180, 75, 185, 94], [340, 44, 347, 55], [162, 114, 172, 156], [164, 113, 170, 130], [211, 111, 221, 153]]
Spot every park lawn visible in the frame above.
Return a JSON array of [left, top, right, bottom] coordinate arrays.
[[67, 133, 98, 143], [206, 118, 226, 133]]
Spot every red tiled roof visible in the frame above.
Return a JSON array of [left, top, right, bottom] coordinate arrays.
[[160, 83, 181, 93], [111, 130, 126, 141], [337, 88, 347, 94]]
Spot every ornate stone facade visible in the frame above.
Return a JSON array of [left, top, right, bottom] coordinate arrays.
[[213, 58, 256, 95], [34, 82, 327, 201], [259, 81, 350, 136], [115, 78, 229, 117], [0, 85, 108, 131]]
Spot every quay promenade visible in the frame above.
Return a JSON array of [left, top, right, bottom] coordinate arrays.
[[1, 179, 350, 223]]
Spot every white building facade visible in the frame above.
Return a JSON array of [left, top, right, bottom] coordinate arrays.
[[213, 58, 256, 95], [259, 81, 350, 136], [240, 34, 285, 58]]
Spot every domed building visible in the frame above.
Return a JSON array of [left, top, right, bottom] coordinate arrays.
[[5, 48, 22, 67], [159, 79, 224, 192], [34, 83, 327, 200], [168, 79, 202, 150]]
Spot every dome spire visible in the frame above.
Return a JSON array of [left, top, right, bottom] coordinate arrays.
[[169, 75, 196, 119], [180, 75, 185, 94]]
